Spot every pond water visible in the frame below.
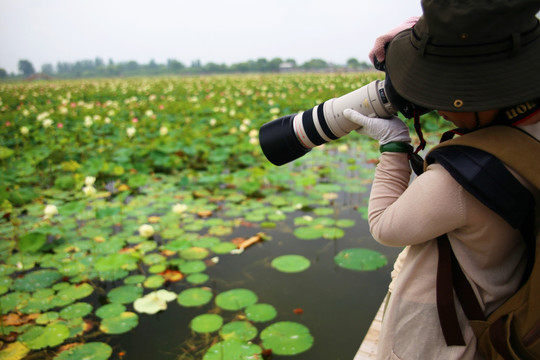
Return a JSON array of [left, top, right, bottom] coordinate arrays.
[[106, 191, 403, 360]]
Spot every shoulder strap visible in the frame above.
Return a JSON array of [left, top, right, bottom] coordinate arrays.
[[425, 125, 539, 347], [426, 125, 540, 190]]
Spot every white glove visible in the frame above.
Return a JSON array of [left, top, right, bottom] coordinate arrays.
[[343, 108, 411, 145], [369, 17, 420, 66]]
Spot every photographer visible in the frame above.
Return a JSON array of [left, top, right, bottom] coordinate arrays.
[[344, 1, 540, 359]]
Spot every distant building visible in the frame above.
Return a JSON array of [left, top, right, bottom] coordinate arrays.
[[279, 62, 295, 73]]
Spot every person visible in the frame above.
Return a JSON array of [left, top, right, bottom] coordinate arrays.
[[343, 1, 540, 359]]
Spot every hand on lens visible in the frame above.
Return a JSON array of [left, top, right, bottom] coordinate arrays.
[[369, 16, 420, 66], [343, 109, 411, 145]]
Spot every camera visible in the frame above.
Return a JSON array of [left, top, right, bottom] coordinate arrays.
[[258, 77, 427, 166]]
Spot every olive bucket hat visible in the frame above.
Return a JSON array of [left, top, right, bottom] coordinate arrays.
[[385, 0, 540, 112]]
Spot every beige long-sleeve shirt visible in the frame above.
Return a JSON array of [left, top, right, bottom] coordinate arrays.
[[371, 122, 540, 360]]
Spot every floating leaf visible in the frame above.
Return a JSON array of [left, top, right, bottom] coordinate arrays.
[[13, 269, 62, 292], [190, 314, 223, 333], [96, 303, 126, 319], [59, 302, 93, 320], [293, 227, 324, 240], [19, 323, 70, 350], [19, 231, 47, 253], [179, 260, 206, 274], [334, 248, 387, 271], [53, 342, 112, 360], [215, 289, 257, 311], [271, 255, 310, 273], [107, 285, 143, 304], [143, 275, 165, 289], [124, 275, 146, 285], [220, 321, 258, 341], [186, 273, 209, 285], [245, 303, 277, 323], [0, 341, 30, 360], [210, 242, 236, 254], [336, 219, 355, 228], [177, 287, 213, 307], [260, 321, 314, 355], [203, 339, 262, 360], [322, 227, 345, 239], [180, 247, 209, 260], [99, 312, 138, 334]]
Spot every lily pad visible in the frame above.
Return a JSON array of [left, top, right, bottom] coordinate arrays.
[[143, 275, 165, 289], [215, 288, 257, 311], [210, 242, 237, 254], [203, 339, 262, 360], [59, 302, 93, 320], [53, 342, 112, 360], [245, 303, 277, 323], [190, 313, 223, 333], [96, 303, 126, 319], [220, 321, 258, 341], [107, 285, 143, 304], [334, 248, 387, 271], [13, 269, 62, 292], [260, 321, 314, 355], [271, 255, 310, 273], [186, 273, 209, 285], [179, 260, 206, 274], [0, 341, 30, 360], [177, 287, 213, 307], [293, 226, 324, 240], [19, 323, 70, 350], [99, 312, 138, 334], [180, 247, 209, 260]]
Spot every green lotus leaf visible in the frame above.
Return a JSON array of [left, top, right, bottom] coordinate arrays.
[[334, 248, 387, 271], [186, 273, 209, 285], [99, 312, 138, 334], [180, 247, 209, 260], [107, 285, 143, 304], [220, 321, 258, 341], [190, 314, 223, 334], [271, 255, 310, 273], [142, 253, 166, 265], [215, 289, 257, 311], [124, 274, 146, 285], [59, 302, 93, 320], [0, 341, 30, 360], [19, 323, 70, 350], [36, 312, 60, 325], [322, 227, 345, 239], [293, 226, 324, 240], [56, 283, 94, 302], [177, 287, 213, 307], [19, 231, 47, 253], [179, 260, 206, 274], [313, 207, 334, 216], [313, 217, 335, 226], [336, 219, 355, 228], [203, 339, 262, 360], [210, 242, 236, 254], [260, 321, 314, 355], [53, 342, 112, 360], [143, 275, 165, 289], [96, 303, 126, 319], [94, 253, 137, 272], [13, 269, 62, 292], [245, 303, 277, 323], [194, 236, 221, 248], [148, 264, 167, 274]]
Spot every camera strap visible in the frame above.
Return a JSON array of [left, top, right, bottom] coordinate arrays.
[[409, 110, 428, 175]]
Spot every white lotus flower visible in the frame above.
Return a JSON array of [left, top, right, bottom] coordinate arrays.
[[159, 126, 168, 136], [42, 119, 53, 128], [172, 203, 188, 214], [20, 126, 29, 135], [84, 116, 93, 127], [126, 127, 136, 138], [82, 185, 96, 196], [44, 204, 58, 219], [84, 176, 96, 186], [138, 224, 154, 237]]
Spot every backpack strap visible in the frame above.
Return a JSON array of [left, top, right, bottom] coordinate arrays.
[[425, 126, 539, 347]]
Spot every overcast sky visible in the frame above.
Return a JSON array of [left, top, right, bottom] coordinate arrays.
[[0, 0, 422, 74]]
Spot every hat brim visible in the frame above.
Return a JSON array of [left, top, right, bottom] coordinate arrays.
[[386, 29, 540, 112]]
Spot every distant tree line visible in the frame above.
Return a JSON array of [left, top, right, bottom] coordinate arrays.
[[0, 57, 373, 79]]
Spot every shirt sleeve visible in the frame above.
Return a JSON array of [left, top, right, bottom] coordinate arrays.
[[368, 152, 468, 247]]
